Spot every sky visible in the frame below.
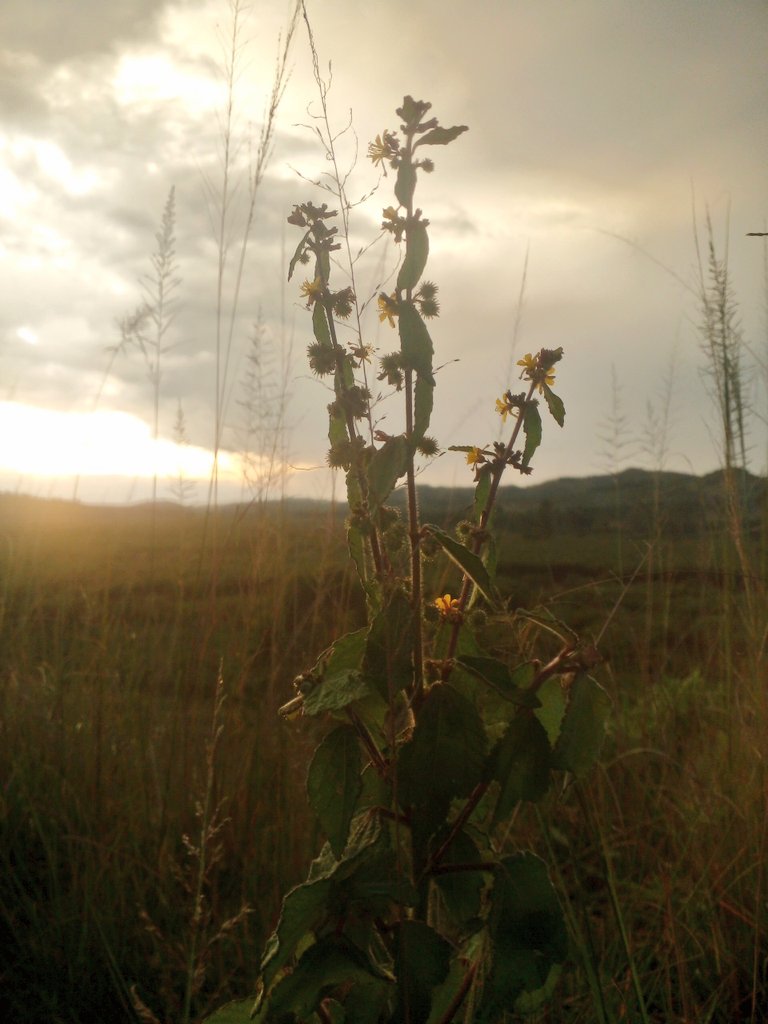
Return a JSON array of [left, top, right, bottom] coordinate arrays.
[[0, 0, 766, 504]]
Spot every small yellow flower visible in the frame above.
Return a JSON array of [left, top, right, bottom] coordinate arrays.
[[299, 277, 323, 307], [495, 394, 514, 422], [466, 446, 485, 467], [434, 593, 461, 621], [368, 133, 395, 167], [517, 352, 556, 394], [378, 292, 399, 328]]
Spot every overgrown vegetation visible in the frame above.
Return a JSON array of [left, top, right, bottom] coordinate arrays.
[[0, 3, 766, 1022]]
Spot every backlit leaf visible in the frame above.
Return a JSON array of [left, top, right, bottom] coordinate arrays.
[[367, 436, 408, 509], [482, 852, 567, 1013], [542, 383, 565, 427], [398, 301, 434, 382], [287, 230, 310, 281], [489, 712, 551, 824], [307, 725, 362, 858], [397, 218, 429, 292], [397, 684, 487, 823], [423, 525, 497, 606], [416, 124, 469, 147], [522, 402, 542, 467], [552, 672, 610, 777], [414, 374, 434, 439], [303, 629, 370, 716]]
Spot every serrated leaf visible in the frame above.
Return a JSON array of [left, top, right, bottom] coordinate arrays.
[[367, 436, 408, 509], [455, 655, 538, 706], [259, 878, 332, 993], [522, 402, 542, 467], [482, 852, 567, 1013], [489, 712, 551, 824], [423, 525, 497, 607], [414, 374, 434, 440], [552, 672, 610, 777], [395, 161, 417, 208], [307, 726, 362, 858], [303, 630, 371, 716], [397, 684, 487, 821], [287, 230, 311, 281], [416, 124, 469, 147], [542, 383, 565, 427], [398, 301, 434, 382], [431, 828, 486, 924], [533, 676, 567, 747], [364, 588, 414, 700], [268, 937, 386, 1019], [394, 921, 452, 1024], [397, 218, 429, 292]]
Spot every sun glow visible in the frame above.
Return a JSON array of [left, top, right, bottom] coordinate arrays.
[[0, 402, 236, 482]]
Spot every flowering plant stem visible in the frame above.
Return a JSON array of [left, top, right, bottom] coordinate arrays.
[[232, 96, 610, 1024]]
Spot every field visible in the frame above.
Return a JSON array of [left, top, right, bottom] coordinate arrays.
[[1, 469, 766, 1023]]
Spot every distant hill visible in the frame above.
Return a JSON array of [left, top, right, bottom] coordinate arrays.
[[0, 467, 765, 537]]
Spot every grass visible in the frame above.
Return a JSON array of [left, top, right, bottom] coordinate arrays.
[[0, 477, 765, 1022]]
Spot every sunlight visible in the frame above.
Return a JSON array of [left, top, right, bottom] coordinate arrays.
[[112, 52, 220, 113], [0, 402, 237, 481]]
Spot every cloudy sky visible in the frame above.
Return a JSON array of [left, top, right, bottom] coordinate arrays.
[[1, 0, 766, 504]]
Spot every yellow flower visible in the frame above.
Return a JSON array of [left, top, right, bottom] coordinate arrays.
[[299, 277, 323, 307], [377, 292, 399, 328], [434, 593, 461, 621], [495, 394, 514, 422], [368, 133, 395, 167], [517, 351, 557, 394], [466, 446, 485, 467]]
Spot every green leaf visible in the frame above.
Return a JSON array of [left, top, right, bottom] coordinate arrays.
[[397, 684, 487, 828], [398, 301, 434, 382], [489, 712, 551, 824], [416, 124, 469, 147], [414, 374, 434, 440], [533, 676, 567, 747], [367, 436, 408, 509], [423, 525, 497, 607], [552, 672, 610, 777], [394, 921, 451, 1024], [455, 655, 538, 706], [268, 936, 386, 1019], [395, 161, 417, 208], [425, 956, 471, 1024], [303, 630, 371, 716], [307, 726, 363, 858], [259, 877, 332, 993], [287, 230, 310, 281], [522, 402, 542, 468], [397, 218, 429, 292], [342, 980, 393, 1024], [202, 998, 254, 1024], [542, 383, 565, 427], [483, 852, 567, 1013], [364, 588, 414, 700], [431, 828, 486, 924], [312, 299, 331, 348], [473, 463, 492, 523]]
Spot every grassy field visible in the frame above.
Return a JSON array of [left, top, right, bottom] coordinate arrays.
[[0, 473, 765, 1022]]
